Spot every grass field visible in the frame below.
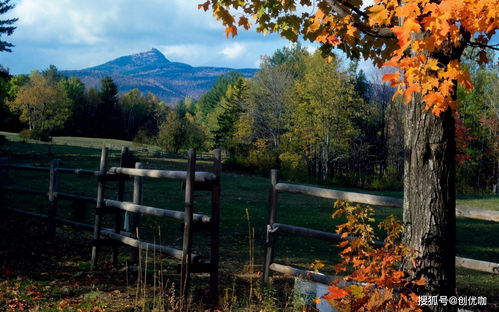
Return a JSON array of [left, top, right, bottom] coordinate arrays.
[[1, 132, 498, 311]]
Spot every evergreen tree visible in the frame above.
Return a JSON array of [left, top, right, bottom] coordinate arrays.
[[213, 78, 249, 158], [195, 72, 242, 126], [97, 76, 120, 138], [0, 0, 17, 52]]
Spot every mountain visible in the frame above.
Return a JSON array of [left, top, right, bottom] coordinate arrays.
[[62, 48, 257, 104]]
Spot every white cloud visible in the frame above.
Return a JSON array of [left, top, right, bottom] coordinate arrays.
[[1, 0, 290, 73], [13, 0, 120, 44], [158, 44, 205, 62], [219, 43, 246, 60]]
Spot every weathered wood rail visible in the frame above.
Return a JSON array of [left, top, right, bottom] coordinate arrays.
[[263, 169, 499, 284], [0, 148, 222, 303]]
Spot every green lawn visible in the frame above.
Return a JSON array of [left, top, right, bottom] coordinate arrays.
[[1, 132, 498, 309]]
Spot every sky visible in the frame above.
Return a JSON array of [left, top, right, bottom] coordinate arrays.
[[0, 0, 295, 74], [1, 1, 496, 76]]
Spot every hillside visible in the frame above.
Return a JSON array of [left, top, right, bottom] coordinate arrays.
[[61, 48, 257, 104]]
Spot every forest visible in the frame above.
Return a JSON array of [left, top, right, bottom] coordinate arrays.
[[1, 44, 497, 193]]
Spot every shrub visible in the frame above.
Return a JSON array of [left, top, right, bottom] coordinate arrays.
[[18, 129, 32, 142], [314, 201, 423, 311], [133, 128, 150, 146]]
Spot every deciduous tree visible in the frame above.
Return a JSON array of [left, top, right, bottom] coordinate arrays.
[[287, 52, 362, 180], [7, 70, 72, 137]]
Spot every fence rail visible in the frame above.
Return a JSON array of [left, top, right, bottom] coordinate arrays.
[[263, 169, 499, 284], [104, 199, 212, 224], [0, 148, 221, 304], [108, 167, 216, 182]]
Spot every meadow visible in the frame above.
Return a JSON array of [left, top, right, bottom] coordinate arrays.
[[0, 132, 498, 311]]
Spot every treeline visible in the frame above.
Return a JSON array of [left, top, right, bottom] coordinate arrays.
[[0, 65, 169, 141], [0, 45, 497, 192], [190, 45, 403, 188]]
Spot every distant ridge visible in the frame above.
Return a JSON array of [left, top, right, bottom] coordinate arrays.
[[61, 48, 257, 104]]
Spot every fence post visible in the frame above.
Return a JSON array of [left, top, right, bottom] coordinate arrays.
[[112, 147, 129, 267], [0, 157, 8, 209], [48, 159, 61, 238], [130, 162, 143, 265], [263, 169, 279, 283], [210, 149, 221, 304], [91, 147, 108, 270], [180, 149, 196, 302]]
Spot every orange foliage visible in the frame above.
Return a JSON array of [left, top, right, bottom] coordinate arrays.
[[314, 201, 423, 311]]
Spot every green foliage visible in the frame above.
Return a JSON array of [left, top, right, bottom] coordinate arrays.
[[212, 77, 249, 158], [456, 54, 498, 193], [156, 111, 205, 154], [195, 72, 242, 127], [96, 76, 120, 138], [7, 70, 72, 137], [0, 66, 22, 132], [284, 52, 364, 180]]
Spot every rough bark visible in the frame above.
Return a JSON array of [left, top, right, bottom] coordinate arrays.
[[403, 94, 456, 312]]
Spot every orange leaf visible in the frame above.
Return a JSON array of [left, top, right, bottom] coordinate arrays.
[[382, 72, 401, 87], [324, 285, 349, 300], [327, 35, 341, 45], [225, 26, 238, 38], [404, 84, 420, 103], [413, 278, 425, 286]]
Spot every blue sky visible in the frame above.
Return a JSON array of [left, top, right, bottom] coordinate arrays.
[[1, 1, 496, 75], [0, 0, 295, 74]]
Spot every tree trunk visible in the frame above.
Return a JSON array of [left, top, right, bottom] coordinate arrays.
[[403, 94, 456, 311]]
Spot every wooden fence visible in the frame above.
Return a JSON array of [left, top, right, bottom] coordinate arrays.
[[0, 147, 221, 303], [263, 169, 499, 284]]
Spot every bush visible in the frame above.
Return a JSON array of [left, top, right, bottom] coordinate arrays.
[[370, 166, 403, 191], [133, 128, 150, 146], [238, 139, 277, 175], [19, 129, 32, 142], [279, 152, 307, 181], [18, 129, 52, 142], [314, 201, 423, 311]]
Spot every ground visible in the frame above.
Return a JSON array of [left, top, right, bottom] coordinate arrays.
[[0, 133, 498, 311]]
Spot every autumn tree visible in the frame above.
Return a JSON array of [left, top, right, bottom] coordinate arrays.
[[249, 59, 296, 150], [0, 0, 17, 52], [286, 52, 363, 180], [7, 70, 72, 137], [201, 0, 498, 309]]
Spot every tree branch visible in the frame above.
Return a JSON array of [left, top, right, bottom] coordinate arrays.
[[322, 0, 395, 38], [467, 41, 499, 51]]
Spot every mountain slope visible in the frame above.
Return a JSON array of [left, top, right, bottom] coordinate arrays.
[[62, 48, 257, 104]]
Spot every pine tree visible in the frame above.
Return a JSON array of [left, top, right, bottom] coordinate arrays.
[[213, 78, 249, 157], [0, 0, 17, 52]]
